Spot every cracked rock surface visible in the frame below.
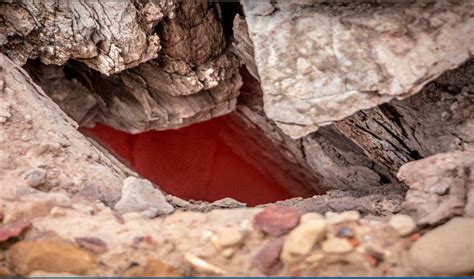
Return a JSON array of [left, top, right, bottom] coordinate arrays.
[[242, 1, 474, 138]]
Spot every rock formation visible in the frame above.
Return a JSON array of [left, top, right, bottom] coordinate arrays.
[[0, 0, 473, 276]]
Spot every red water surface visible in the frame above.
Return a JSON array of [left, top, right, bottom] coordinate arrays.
[[81, 115, 300, 206]]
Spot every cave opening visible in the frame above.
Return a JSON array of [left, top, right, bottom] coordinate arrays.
[[81, 113, 317, 206]]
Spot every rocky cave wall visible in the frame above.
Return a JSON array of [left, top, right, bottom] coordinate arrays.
[[0, 0, 474, 277]]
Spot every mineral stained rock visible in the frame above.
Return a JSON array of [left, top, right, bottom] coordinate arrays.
[[242, 1, 474, 138]]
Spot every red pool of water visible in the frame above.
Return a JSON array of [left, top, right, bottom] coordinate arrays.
[[81, 115, 303, 206]]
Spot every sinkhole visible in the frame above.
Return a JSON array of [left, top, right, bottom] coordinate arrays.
[[81, 114, 317, 206]]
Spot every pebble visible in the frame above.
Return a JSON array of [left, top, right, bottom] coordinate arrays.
[[389, 214, 416, 236], [252, 237, 285, 276], [300, 212, 324, 223], [0, 221, 30, 242], [409, 217, 474, 275], [321, 237, 354, 253], [114, 177, 174, 217], [75, 237, 108, 254], [123, 258, 181, 277], [23, 168, 47, 189], [8, 239, 96, 275], [280, 218, 327, 263], [184, 253, 227, 275], [254, 205, 301, 236], [222, 248, 235, 258], [211, 227, 244, 248]]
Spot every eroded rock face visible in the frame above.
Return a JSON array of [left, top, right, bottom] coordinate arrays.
[[0, 53, 131, 206], [0, 0, 175, 75], [242, 1, 474, 138], [24, 2, 242, 133], [398, 150, 474, 225]]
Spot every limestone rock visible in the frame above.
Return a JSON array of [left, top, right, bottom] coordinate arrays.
[[398, 150, 474, 225], [211, 227, 244, 248], [242, 1, 474, 138], [321, 237, 353, 254], [0, 53, 131, 205], [8, 239, 96, 275], [409, 217, 474, 275], [280, 218, 327, 263], [114, 177, 174, 217], [389, 214, 416, 236]]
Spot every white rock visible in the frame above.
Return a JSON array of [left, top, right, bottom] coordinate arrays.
[[321, 237, 353, 254], [389, 214, 416, 236], [409, 217, 474, 275], [211, 227, 244, 248], [281, 218, 327, 263], [114, 177, 174, 217], [184, 253, 226, 275]]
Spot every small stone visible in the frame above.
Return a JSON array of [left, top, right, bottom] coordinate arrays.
[[0, 221, 30, 242], [389, 214, 416, 236], [23, 168, 47, 189], [211, 197, 246, 208], [75, 237, 108, 254], [321, 237, 354, 254], [211, 227, 244, 248], [254, 205, 301, 236], [222, 248, 235, 258], [8, 239, 96, 275], [300, 212, 324, 223], [325, 211, 360, 224], [252, 237, 285, 276], [49, 207, 66, 217], [409, 217, 474, 275], [184, 253, 227, 275], [114, 177, 174, 217], [123, 258, 181, 277], [280, 218, 327, 263]]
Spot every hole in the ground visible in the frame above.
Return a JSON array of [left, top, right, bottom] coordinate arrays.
[[81, 114, 317, 206]]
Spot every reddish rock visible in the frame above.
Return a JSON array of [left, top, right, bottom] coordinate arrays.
[[254, 205, 301, 236], [252, 237, 285, 276], [0, 221, 30, 242], [75, 237, 108, 254]]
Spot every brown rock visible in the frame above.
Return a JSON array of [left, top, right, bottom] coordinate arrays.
[[252, 237, 285, 276], [0, 221, 30, 242], [123, 258, 181, 277], [254, 206, 301, 236], [75, 237, 108, 254], [8, 239, 96, 275]]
